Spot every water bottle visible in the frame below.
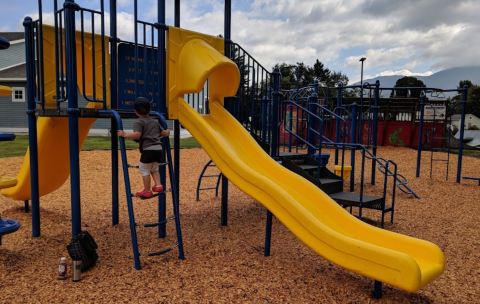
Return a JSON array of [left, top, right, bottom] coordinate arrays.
[[58, 257, 67, 280]]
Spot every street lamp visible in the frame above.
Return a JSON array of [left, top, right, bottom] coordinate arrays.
[[359, 57, 366, 85]]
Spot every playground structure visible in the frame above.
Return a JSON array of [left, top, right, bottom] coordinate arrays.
[[0, 36, 21, 246], [0, 0, 454, 298]]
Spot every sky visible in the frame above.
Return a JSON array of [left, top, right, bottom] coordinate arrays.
[[1, 0, 479, 84]]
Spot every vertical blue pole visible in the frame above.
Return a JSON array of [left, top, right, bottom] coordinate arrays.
[[64, 0, 82, 237], [271, 67, 281, 159], [250, 68, 255, 135], [371, 80, 379, 185], [457, 86, 468, 183], [416, 95, 426, 177], [173, 0, 181, 235], [110, 0, 119, 226], [350, 103, 357, 192], [158, 0, 167, 238], [307, 94, 317, 156], [221, 0, 232, 226], [262, 96, 268, 141], [24, 17, 41, 237], [335, 83, 343, 165], [264, 210, 272, 256]]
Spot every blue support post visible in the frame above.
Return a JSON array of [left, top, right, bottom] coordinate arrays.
[[457, 86, 468, 183], [350, 103, 357, 192], [307, 94, 317, 156], [416, 95, 426, 177], [250, 67, 256, 135], [173, 0, 181, 235], [157, 0, 167, 238], [24, 17, 41, 237], [371, 81, 380, 185], [110, 0, 119, 226], [335, 83, 343, 165], [264, 210, 273, 256], [220, 0, 232, 226], [373, 280, 383, 299], [271, 67, 281, 159], [64, 0, 82, 238], [111, 120, 118, 225], [262, 96, 268, 141]]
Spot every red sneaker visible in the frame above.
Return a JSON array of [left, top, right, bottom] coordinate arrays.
[[136, 189, 153, 198], [152, 185, 164, 193]]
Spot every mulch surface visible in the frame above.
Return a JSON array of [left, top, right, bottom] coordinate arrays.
[[1, 146, 479, 303]]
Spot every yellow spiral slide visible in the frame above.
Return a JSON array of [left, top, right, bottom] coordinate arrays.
[[167, 27, 445, 293]]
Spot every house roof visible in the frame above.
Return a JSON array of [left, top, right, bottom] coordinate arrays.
[[0, 63, 26, 78], [0, 32, 24, 42], [451, 114, 479, 120]]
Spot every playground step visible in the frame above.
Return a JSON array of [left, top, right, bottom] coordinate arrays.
[[329, 192, 384, 208], [146, 243, 179, 257], [318, 178, 344, 195], [141, 216, 175, 228]]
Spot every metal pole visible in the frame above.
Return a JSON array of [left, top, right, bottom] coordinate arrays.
[[271, 67, 281, 159], [24, 17, 41, 237], [173, 0, 181, 233], [157, 0, 167, 238], [457, 86, 468, 183], [110, 0, 119, 226], [335, 83, 343, 165], [350, 103, 357, 192], [371, 80, 379, 185], [64, 0, 82, 237], [221, 0, 232, 226], [416, 94, 426, 177]]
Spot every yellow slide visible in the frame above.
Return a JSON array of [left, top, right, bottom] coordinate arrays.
[[1, 26, 109, 200], [168, 27, 445, 293]]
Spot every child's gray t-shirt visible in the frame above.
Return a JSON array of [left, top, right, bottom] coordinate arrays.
[[133, 116, 164, 150]]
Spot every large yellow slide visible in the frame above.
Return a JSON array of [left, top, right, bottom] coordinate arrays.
[[1, 26, 109, 200], [168, 27, 445, 293]]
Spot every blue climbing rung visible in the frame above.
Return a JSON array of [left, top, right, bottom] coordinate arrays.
[[142, 216, 175, 227], [462, 176, 480, 185], [146, 243, 178, 256]]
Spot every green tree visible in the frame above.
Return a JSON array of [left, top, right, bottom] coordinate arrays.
[[313, 59, 330, 84], [390, 76, 426, 98]]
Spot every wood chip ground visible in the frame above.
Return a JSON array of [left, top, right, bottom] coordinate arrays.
[[0, 146, 479, 303]]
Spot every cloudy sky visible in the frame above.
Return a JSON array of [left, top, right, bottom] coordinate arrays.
[[1, 0, 479, 83]]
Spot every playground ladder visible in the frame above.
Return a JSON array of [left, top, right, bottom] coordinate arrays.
[[429, 112, 451, 180], [118, 116, 184, 270], [196, 159, 222, 201]]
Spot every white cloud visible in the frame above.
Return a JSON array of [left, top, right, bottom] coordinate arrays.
[[375, 70, 434, 77], [8, 0, 479, 85]]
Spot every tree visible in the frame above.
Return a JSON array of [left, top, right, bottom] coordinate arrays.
[[452, 80, 480, 119], [313, 59, 330, 84], [390, 76, 426, 98]]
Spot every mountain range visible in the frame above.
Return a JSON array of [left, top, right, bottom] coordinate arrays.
[[357, 66, 480, 97]]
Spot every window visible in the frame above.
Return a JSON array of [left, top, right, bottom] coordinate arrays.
[[12, 87, 25, 102]]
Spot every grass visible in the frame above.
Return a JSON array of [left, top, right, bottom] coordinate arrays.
[[0, 135, 200, 158]]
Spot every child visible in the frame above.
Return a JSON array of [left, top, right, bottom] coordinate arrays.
[[118, 97, 170, 198]]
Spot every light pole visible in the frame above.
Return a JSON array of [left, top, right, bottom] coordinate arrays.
[[359, 57, 366, 85]]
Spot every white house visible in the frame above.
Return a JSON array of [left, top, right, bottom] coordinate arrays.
[[450, 114, 480, 130]]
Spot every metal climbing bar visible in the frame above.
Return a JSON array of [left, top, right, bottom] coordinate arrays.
[[196, 160, 222, 201]]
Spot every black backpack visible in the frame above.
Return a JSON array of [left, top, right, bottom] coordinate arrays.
[[67, 231, 98, 271]]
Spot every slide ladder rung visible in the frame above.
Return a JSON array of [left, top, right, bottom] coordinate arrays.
[[198, 186, 219, 191], [145, 243, 179, 257], [432, 159, 448, 162], [141, 216, 176, 228]]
